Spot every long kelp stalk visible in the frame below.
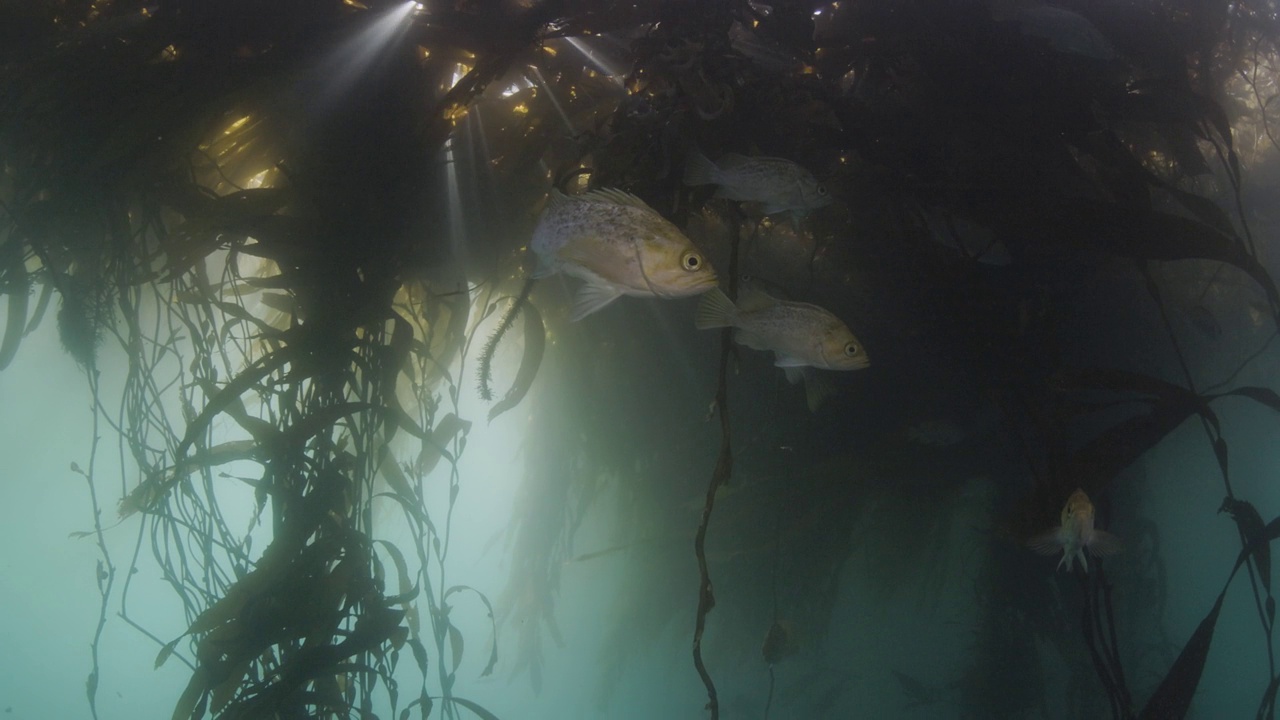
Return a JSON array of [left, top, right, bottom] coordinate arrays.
[[79, 371, 112, 720], [1134, 263, 1279, 715], [691, 206, 744, 720], [1143, 263, 1278, 676]]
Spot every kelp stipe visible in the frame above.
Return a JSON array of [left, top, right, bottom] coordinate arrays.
[[5, 0, 1280, 718], [475, 275, 542, 424]]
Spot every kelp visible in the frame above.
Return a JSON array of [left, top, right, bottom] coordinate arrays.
[[6, 0, 1280, 718], [0, 1, 582, 718], [1139, 515, 1280, 720], [0, 245, 27, 370], [482, 299, 545, 424]]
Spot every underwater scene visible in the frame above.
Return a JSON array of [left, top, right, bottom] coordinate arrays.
[[3, 0, 1280, 718]]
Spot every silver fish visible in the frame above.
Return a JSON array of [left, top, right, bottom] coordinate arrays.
[[531, 188, 718, 320], [1028, 488, 1122, 572], [683, 150, 832, 216]]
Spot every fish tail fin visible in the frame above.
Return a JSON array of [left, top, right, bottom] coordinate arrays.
[[695, 287, 737, 329], [683, 149, 721, 187], [1088, 530, 1123, 557]]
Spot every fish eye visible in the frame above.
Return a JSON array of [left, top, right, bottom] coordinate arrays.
[[844, 342, 858, 356], [682, 252, 703, 271], [817, 184, 828, 196]]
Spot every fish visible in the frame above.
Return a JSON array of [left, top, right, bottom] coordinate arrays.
[[531, 188, 718, 320], [683, 150, 833, 216], [695, 285, 869, 370], [695, 285, 868, 410], [1028, 488, 1122, 572]]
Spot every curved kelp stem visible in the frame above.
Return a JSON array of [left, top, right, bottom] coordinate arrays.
[[476, 276, 535, 402], [1078, 565, 1133, 719], [1140, 515, 1280, 719], [476, 275, 544, 424], [78, 369, 111, 720], [691, 206, 743, 720], [763, 506, 783, 720], [1142, 263, 1279, 702]]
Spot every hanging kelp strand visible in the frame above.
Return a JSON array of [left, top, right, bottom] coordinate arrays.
[[476, 276, 536, 403]]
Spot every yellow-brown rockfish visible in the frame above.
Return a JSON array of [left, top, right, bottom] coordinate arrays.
[[695, 284, 868, 410], [531, 188, 717, 320], [1028, 488, 1122, 572]]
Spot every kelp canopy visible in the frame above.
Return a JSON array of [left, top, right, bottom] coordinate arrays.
[[4, 0, 1280, 718]]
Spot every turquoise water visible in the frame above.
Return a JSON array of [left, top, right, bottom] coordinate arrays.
[[2, 2, 1280, 718]]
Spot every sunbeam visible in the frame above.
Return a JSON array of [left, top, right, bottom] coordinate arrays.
[[563, 36, 626, 85], [309, 2, 416, 108]]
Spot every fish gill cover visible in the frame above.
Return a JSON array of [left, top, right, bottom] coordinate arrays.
[[2, 0, 1280, 718]]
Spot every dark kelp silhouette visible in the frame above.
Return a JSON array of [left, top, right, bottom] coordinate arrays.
[[4, 1, 1280, 719]]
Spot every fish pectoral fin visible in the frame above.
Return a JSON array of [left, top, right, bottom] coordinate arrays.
[[783, 367, 804, 385], [802, 370, 838, 413], [761, 202, 793, 216], [569, 282, 623, 321], [1088, 530, 1123, 557], [694, 288, 737, 330], [1027, 528, 1064, 556]]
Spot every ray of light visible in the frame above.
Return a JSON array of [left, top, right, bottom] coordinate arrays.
[[309, 2, 416, 108], [525, 66, 576, 133], [563, 36, 626, 85], [444, 134, 468, 267]]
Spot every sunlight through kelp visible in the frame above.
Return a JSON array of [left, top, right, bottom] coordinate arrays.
[[6, 0, 1280, 718]]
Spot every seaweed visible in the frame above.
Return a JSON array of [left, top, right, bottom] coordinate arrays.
[[5, 0, 1280, 718]]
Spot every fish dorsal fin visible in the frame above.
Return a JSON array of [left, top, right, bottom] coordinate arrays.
[[716, 152, 755, 170], [545, 187, 571, 209], [736, 283, 781, 312], [581, 187, 654, 211]]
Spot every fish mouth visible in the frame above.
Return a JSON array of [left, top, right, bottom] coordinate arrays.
[[810, 195, 836, 210], [686, 271, 720, 294], [844, 356, 871, 371], [647, 272, 718, 299]]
